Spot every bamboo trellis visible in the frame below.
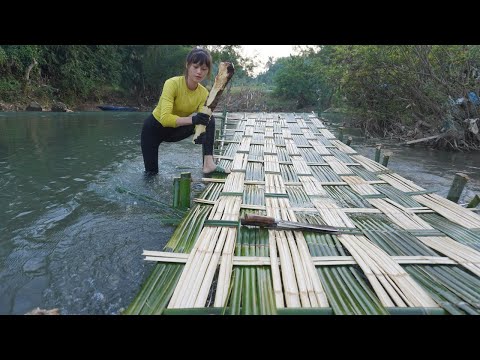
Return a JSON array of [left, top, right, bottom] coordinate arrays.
[[125, 112, 480, 315]]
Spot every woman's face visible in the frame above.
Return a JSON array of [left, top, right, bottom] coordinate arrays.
[[187, 62, 209, 84]]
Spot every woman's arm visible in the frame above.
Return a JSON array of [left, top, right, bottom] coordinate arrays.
[[175, 116, 194, 126]]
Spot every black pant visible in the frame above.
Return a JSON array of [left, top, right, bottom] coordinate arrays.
[[140, 114, 215, 174]]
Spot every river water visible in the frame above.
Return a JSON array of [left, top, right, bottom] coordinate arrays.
[[0, 111, 479, 314]]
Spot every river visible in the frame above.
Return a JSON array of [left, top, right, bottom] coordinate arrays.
[[0, 111, 478, 314]]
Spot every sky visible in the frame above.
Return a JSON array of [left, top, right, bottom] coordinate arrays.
[[240, 45, 313, 76]]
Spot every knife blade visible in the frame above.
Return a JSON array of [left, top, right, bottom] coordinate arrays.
[[240, 214, 341, 234]]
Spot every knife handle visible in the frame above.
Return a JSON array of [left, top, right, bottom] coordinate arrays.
[[241, 214, 276, 227]]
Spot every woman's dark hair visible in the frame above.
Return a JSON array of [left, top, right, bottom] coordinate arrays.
[[185, 48, 212, 77]]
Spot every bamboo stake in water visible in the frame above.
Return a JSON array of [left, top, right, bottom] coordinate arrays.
[[467, 194, 480, 208], [382, 151, 392, 167], [447, 173, 469, 203], [172, 177, 180, 208], [374, 144, 382, 163], [179, 172, 191, 209]]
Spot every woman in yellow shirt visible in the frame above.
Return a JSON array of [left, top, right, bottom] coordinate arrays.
[[141, 48, 227, 175]]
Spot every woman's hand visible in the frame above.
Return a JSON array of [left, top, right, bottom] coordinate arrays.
[[192, 112, 210, 126]]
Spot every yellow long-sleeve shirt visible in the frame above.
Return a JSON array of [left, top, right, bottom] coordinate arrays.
[[152, 76, 209, 128]]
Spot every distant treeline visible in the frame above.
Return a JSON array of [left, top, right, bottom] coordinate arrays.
[[2, 45, 479, 149], [260, 45, 480, 149], [0, 45, 255, 105]]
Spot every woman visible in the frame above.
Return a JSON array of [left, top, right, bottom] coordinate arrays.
[[141, 47, 227, 175]]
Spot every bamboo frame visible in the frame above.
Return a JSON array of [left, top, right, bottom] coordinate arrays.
[[132, 111, 480, 315]]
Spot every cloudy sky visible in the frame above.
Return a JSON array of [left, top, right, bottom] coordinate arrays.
[[240, 45, 313, 76]]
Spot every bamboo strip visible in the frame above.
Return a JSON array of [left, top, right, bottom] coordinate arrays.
[[339, 234, 438, 307], [284, 231, 311, 306], [302, 128, 317, 140], [351, 154, 391, 173], [231, 153, 248, 172], [265, 174, 286, 194], [213, 228, 236, 306], [265, 127, 274, 138], [320, 128, 336, 139], [293, 231, 329, 306], [286, 139, 301, 155], [282, 128, 292, 139], [168, 226, 216, 308], [299, 176, 328, 196], [291, 157, 312, 175], [368, 198, 434, 230], [224, 172, 245, 193], [195, 227, 236, 307], [268, 229, 285, 308], [176, 226, 221, 308], [418, 236, 480, 277], [193, 198, 216, 205], [342, 175, 381, 196], [414, 194, 480, 228], [144, 253, 457, 266], [378, 172, 425, 192], [312, 198, 356, 227], [238, 137, 252, 152], [265, 138, 277, 154], [275, 230, 301, 307], [330, 139, 358, 154], [309, 140, 332, 155], [323, 156, 354, 174], [264, 155, 280, 173]]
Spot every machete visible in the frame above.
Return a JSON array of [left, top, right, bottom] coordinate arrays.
[[240, 214, 343, 234]]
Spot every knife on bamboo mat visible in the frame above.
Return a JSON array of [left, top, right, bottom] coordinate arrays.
[[240, 214, 343, 234]]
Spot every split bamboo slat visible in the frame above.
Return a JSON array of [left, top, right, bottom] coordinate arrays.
[[352, 154, 390, 173], [378, 172, 425, 192], [414, 193, 480, 229], [417, 236, 480, 277], [323, 156, 354, 175], [338, 234, 438, 307], [309, 140, 332, 156], [143, 252, 456, 266], [131, 112, 480, 316], [302, 128, 318, 140], [319, 128, 336, 139], [330, 139, 357, 154]]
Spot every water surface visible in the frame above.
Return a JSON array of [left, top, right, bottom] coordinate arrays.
[[0, 111, 478, 314]]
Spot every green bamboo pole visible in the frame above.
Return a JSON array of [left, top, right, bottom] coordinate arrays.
[[467, 194, 480, 208], [338, 127, 344, 142], [124, 263, 169, 314], [241, 229, 251, 315], [382, 152, 391, 167], [163, 307, 225, 315], [214, 129, 220, 149], [447, 173, 469, 203], [228, 222, 243, 315], [374, 144, 382, 163], [146, 264, 184, 314], [386, 307, 446, 315], [178, 172, 191, 209], [277, 308, 334, 315], [172, 177, 180, 208]]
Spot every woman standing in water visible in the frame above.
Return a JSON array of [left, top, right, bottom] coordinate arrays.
[[140, 47, 228, 175]]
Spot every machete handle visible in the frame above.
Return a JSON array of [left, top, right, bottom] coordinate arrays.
[[241, 214, 276, 227]]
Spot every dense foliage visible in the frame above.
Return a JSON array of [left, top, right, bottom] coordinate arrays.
[[0, 45, 254, 105], [265, 45, 480, 150], [1, 45, 479, 149]]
